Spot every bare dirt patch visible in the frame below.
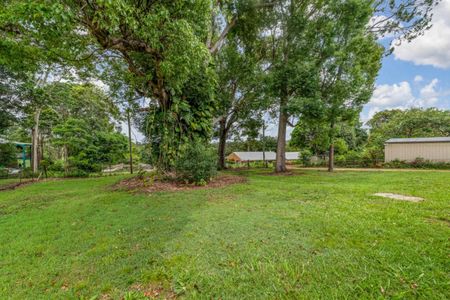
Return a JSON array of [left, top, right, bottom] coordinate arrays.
[[115, 174, 247, 193], [0, 180, 35, 191], [426, 217, 450, 227], [373, 193, 424, 202], [129, 283, 177, 299]]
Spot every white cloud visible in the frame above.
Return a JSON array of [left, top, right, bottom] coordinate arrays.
[[414, 75, 423, 83], [418, 78, 439, 106], [393, 0, 450, 69], [364, 78, 446, 122], [370, 81, 414, 106]]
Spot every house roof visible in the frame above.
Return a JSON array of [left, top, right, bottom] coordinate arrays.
[[386, 137, 450, 144], [0, 137, 32, 145], [228, 152, 300, 161]]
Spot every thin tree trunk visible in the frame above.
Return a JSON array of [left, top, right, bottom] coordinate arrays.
[[39, 133, 44, 165], [127, 110, 134, 174], [32, 108, 41, 173], [217, 119, 228, 170], [247, 142, 250, 169], [328, 143, 334, 172], [63, 144, 68, 176], [262, 120, 267, 168], [275, 98, 288, 173], [328, 122, 335, 172]]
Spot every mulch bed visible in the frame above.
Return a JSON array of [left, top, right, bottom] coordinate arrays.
[[114, 174, 247, 193]]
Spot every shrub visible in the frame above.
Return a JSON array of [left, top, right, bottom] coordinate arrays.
[[175, 142, 217, 184], [299, 149, 312, 166], [0, 143, 17, 168], [384, 158, 450, 170], [65, 167, 89, 178], [48, 159, 65, 172], [68, 156, 101, 173]]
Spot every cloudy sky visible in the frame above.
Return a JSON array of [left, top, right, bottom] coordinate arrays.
[[360, 0, 450, 122]]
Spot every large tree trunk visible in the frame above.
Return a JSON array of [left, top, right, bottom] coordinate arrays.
[[275, 105, 288, 173], [217, 118, 228, 170], [127, 110, 134, 174], [31, 108, 41, 173]]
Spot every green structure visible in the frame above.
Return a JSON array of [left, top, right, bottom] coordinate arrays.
[[0, 137, 31, 168]]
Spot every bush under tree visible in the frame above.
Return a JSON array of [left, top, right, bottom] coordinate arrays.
[[175, 142, 217, 185]]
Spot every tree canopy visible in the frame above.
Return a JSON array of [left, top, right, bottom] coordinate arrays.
[[0, 0, 442, 174]]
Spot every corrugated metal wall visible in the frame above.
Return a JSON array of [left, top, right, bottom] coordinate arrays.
[[385, 142, 450, 162]]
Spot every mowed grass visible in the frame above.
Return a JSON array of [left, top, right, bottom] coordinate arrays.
[[0, 170, 449, 299]]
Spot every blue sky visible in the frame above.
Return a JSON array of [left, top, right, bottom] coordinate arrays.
[[360, 0, 450, 122]]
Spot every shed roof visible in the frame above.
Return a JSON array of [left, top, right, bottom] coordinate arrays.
[[386, 137, 450, 144], [228, 152, 299, 161]]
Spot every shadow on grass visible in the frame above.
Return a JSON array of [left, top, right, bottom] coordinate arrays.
[[0, 176, 210, 298]]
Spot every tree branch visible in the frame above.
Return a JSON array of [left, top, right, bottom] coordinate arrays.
[[209, 16, 237, 55]]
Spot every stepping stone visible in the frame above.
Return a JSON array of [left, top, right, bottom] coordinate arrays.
[[373, 193, 424, 202]]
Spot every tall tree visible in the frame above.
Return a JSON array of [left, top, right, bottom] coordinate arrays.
[[311, 1, 382, 172], [264, 0, 439, 173], [1, 0, 276, 171], [265, 0, 339, 172], [214, 38, 267, 169]]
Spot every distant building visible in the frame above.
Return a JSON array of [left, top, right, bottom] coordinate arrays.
[[226, 152, 300, 163], [384, 137, 450, 163], [0, 137, 32, 168]]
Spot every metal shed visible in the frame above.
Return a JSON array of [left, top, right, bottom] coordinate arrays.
[[384, 137, 450, 163], [226, 152, 299, 162]]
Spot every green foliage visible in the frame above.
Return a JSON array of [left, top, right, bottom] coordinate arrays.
[[175, 142, 217, 184], [0, 143, 17, 167], [300, 149, 313, 166], [47, 159, 64, 173], [214, 33, 268, 165], [1, 0, 219, 172], [290, 120, 368, 155], [53, 118, 127, 175], [299, 0, 382, 166], [142, 67, 216, 170], [0, 66, 28, 134]]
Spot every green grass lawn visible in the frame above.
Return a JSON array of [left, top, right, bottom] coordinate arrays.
[[0, 170, 449, 299]]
